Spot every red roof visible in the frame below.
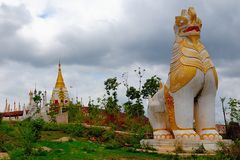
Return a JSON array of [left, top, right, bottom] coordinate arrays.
[[0, 110, 29, 117]]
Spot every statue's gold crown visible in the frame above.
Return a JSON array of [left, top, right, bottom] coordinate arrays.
[[174, 7, 202, 36]]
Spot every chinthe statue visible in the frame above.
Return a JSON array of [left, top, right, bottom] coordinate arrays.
[[148, 7, 222, 141]]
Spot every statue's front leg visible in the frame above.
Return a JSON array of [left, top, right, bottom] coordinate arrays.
[[148, 90, 173, 139], [167, 70, 205, 140], [195, 69, 222, 141], [170, 90, 200, 140]]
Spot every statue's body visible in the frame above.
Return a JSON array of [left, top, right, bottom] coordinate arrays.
[[148, 7, 222, 141]]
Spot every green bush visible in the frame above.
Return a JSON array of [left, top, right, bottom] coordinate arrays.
[[68, 104, 83, 123], [30, 118, 45, 140], [13, 119, 45, 155], [193, 144, 206, 154], [43, 122, 61, 131], [20, 118, 45, 142], [0, 121, 14, 134], [102, 130, 115, 142], [69, 124, 85, 137], [217, 139, 240, 160], [87, 127, 105, 138], [0, 133, 8, 152], [9, 148, 30, 160], [43, 123, 87, 137], [105, 139, 121, 149], [17, 122, 36, 155], [0, 115, 2, 124], [123, 129, 145, 147]]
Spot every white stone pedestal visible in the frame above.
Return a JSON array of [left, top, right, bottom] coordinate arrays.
[[140, 139, 232, 153]]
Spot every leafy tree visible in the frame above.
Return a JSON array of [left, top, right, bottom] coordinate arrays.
[[68, 102, 83, 123], [228, 98, 240, 122], [123, 68, 161, 118], [124, 87, 143, 117], [88, 99, 100, 119], [33, 90, 43, 113], [141, 75, 161, 99], [104, 77, 121, 114], [123, 70, 161, 117], [48, 104, 58, 123], [124, 86, 143, 117], [17, 118, 45, 155], [220, 97, 228, 134], [134, 67, 145, 92], [33, 91, 43, 106], [124, 101, 144, 118], [126, 86, 141, 100]]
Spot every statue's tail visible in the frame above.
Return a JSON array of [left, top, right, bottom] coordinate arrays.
[[147, 81, 167, 130], [148, 81, 165, 113]]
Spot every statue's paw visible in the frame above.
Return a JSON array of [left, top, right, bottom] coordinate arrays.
[[199, 129, 222, 141], [172, 130, 200, 140], [153, 130, 173, 139]]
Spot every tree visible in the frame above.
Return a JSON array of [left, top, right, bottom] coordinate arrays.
[[141, 75, 161, 99], [88, 99, 100, 120], [126, 86, 141, 100], [228, 98, 240, 122], [134, 67, 145, 92], [220, 97, 228, 134], [124, 86, 144, 117], [104, 77, 121, 114], [123, 68, 161, 118], [68, 102, 83, 123], [33, 90, 43, 113], [48, 104, 57, 123], [33, 91, 43, 105]]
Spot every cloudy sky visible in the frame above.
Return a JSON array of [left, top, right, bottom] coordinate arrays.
[[0, 0, 239, 123]]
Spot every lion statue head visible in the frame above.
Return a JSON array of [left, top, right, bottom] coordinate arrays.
[[174, 7, 202, 38]]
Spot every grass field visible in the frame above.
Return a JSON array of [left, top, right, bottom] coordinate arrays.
[[1, 121, 236, 160], [13, 131, 213, 160]]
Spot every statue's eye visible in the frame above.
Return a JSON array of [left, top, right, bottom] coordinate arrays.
[[175, 16, 188, 27]]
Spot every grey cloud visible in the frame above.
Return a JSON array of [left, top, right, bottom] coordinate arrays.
[[0, 3, 31, 35], [0, 1, 240, 75], [217, 60, 240, 78], [0, 3, 36, 64]]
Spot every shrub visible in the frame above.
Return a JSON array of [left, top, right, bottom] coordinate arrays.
[[68, 104, 83, 123], [9, 148, 32, 160], [87, 127, 105, 138], [0, 133, 8, 152], [217, 139, 240, 160], [42, 123, 87, 138], [20, 118, 45, 142], [0, 121, 14, 134], [43, 122, 61, 131], [14, 119, 45, 155], [69, 124, 85, 137], [105, 139, 121, 149], [193, 144, 206, 154], [17, 122, 36, 155], [0, 115, 2, 124], [122, 129, 145, 147], [30, 118, 45, 140], [174, 141, 185, 153], [102, 130, 115, 142]]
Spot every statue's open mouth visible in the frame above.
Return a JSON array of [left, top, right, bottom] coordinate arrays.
[[184, 26, 200, 32]]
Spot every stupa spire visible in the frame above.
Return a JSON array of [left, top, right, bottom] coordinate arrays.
[[55, 61, 66, 89], [51, 60, 70, 108]]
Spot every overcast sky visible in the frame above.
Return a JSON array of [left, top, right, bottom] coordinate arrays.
[[0, 0, 239, 123]]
